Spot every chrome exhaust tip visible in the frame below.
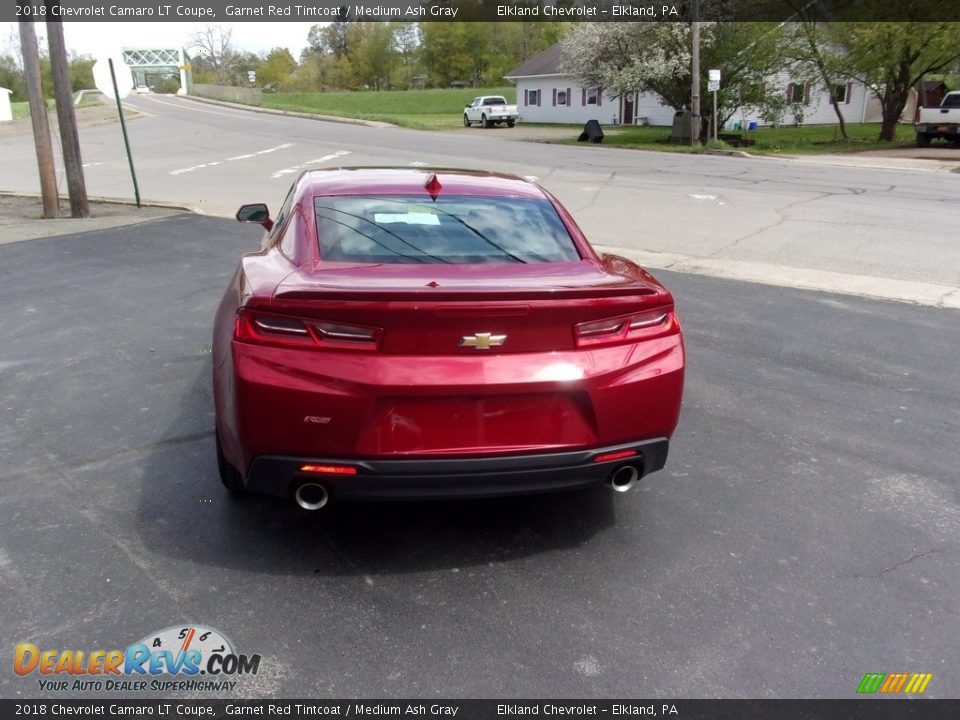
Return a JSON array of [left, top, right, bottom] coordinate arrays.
[[609, 465, 639, 493], [295, 483, 329, 510]]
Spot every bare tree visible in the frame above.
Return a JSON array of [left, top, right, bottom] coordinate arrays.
[[188, 25, 239, 85]]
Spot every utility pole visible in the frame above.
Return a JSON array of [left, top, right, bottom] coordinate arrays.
[[690, 0, 701, 146], [18, 17, 59, 218], [45, 5, 89, 218]]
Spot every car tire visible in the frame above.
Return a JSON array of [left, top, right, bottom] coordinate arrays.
[[216, 429, 246, 495], [482, 114, 491, 129], [507, 120, 515, 128], [916, 133, 931, 147], [463, 114, 471, 127]]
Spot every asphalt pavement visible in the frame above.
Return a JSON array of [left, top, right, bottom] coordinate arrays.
[[1, 214, 957, 698]]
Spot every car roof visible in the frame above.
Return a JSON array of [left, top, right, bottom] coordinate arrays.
[[301, 168, 548, 200]]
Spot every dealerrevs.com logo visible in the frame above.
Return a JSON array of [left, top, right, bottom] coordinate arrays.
[[14, 625, 261, 693]]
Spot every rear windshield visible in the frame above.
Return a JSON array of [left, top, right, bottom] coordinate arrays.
[[313, 195, 580, 264], [484, 97, 507, 106]]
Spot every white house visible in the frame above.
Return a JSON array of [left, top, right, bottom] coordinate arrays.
[[504, 44, 876, 129], [0, 87, 12, 123]]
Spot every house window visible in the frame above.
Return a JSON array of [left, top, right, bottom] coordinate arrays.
[[831, 83, 852, 104], [586, 87, 599, 105], [557, 89, 567, 106], [526, 89, 540, 107], [787, 82, 809, 105]]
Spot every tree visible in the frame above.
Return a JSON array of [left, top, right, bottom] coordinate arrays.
[[827, 22, 960, 141], [257, 48, 297, 89], [188, 25, 240, 85], [560, 22, 785, 128], [420, 23, 474, 87], [0, 53, 25, 100], [784, 18, 851, 139], [348, 22, 395, 90]]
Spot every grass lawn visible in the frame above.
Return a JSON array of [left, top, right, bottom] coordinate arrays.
[[10, 96, 102, 121], [590, 122, 915, 154], [11, 101, 32, 120], [216, 85, 922, 154], [261, 87, 516, 131]]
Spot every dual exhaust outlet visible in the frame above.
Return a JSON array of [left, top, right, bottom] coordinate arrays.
[[294, 463, 639, 510], [608, 464, 639, 493], [295, 482, 329, 511]]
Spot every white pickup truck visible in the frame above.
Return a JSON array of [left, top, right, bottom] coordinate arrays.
[[463, 96, 519, 128], [916, 91, 960, 147]]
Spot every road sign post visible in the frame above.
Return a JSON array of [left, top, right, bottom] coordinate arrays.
[[708, 70, 721, 142], [94, 55, 140, 208]]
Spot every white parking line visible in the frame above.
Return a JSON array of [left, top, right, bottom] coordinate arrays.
[[255, 143, 293, 155], [270, 150, 351, 180], [168, 144, 296, 176]]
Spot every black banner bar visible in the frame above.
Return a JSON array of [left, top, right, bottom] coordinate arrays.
[[1, 700, 958, 720], [7, 0, 960, 23]]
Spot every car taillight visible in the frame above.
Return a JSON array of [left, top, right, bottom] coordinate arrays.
[[574, 308, 676, 348], [235, 311, 382, 351]]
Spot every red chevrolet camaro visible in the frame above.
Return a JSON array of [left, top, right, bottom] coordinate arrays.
[[212, 168, 684, 510]]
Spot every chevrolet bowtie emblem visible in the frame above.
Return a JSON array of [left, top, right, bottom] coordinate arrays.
[[459, 332, 507, 350]]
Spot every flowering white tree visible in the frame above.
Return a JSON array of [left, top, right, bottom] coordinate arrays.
[[560, 22, 786, 128], [559, 23, 690, 105]]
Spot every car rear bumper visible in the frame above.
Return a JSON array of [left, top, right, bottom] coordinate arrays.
[[244, 438, 669, 502]]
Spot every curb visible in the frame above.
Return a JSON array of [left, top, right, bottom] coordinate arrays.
[[179, 94, 396, 129], [0, 190, 195, 214]]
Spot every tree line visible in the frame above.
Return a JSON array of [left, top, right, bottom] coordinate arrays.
[[188, 22, 570, 93]]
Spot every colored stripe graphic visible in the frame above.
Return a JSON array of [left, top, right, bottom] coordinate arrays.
[[857, 672, 932, 694], [904, 673, 933, 694], [857, 673, 885, 693], [880, 673, 909, 693]]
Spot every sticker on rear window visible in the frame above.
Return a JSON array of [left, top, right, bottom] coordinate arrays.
[[373, 213, 441, 225]]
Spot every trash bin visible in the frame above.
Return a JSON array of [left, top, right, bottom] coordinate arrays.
[[747, 120, 759, 131], [671, 111, 692, 144], [578, 119, 604, 143]]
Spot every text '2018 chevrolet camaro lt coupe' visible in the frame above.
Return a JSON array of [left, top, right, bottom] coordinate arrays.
[[212, 168, 684, 510]]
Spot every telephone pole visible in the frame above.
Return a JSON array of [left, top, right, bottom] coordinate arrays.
[[690, 0, 701, 145], [18, 17, 59, 218], [46, 6, 89, 218]]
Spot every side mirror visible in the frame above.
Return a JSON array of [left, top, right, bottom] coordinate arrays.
[[236, 203, 274, 231]]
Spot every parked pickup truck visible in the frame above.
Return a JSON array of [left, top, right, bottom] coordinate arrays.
[[463, 96, 519, 128], [916, 91, 960, 147]]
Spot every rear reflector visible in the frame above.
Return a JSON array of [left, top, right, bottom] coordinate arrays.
[[299, 464, 358, 476], [594, 450, 638, 464]]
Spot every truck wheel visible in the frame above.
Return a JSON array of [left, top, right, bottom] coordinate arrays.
[[507, 120, 515, 128], [482, 114, 491, 129], [916, 133, 931, 148], [463, 114, 471, 127]]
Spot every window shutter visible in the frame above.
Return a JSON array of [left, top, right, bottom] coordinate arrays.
[[804, 85, 811, 104], [524, 90, 528, 107], [537, 90, 541, 107], [552, 88, 557, 106], [597, 87, 603, 107], [567, 88, 571, 106], [581, 88, 586, 106], [846, 83, 852, 105], [786, 83, 794, 103]]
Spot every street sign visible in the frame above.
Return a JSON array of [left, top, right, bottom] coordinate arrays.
[[93, 56, 133, 100], [708, 80, 720, 92], [709, 69, 721, 82]]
